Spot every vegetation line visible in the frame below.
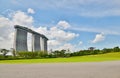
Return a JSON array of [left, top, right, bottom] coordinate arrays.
[[0, 46, 120, 63], [0, 52, 120, 64], [0, 46, 120, 60]]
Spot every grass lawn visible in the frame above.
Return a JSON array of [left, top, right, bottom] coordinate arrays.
[[0, 52, 120, 64]]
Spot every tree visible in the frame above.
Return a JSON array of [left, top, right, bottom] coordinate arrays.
[[52, 50, 66, 57], [10, 48, 16, 58], [102, 48, 112, 53], [113, 46, 120, 52], [88, 47, 95, 51], [0, 49, 9, 57]]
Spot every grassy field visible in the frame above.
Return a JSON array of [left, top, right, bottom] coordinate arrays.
[[0, 52, 120, 64]]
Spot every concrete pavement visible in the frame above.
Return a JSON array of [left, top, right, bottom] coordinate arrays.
[[0, 61, 120, 78]]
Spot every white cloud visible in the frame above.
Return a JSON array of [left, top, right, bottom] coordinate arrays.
[[79, 9, 120, 17], [71, 26, 120, 35], [0, 10, 34, 49], [0, 16, 13, 49], [0, 37, 4, 41], [57, 21, 70, 29], [33, 23, 79, 51], [92, 33, 105, 43], [27, 8, 35, 14], [48, 40, 61, 46], [32, 21, 79, 51], [0, 9, 79, 51], [79, 41, 83, 45], [14, 0, 120, 17], [56, 43, 75, 51], [49, 26, 79, 42], [33, 23, 79, 43], [32, 26, 48, 37], [0, 17, 12, 28], [12, 11, 34, 27], [0, 16, 13, 40]]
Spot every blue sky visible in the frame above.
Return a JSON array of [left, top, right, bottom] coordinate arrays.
[[0, 0, 120, 51]]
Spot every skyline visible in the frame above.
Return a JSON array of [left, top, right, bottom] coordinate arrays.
[[0, 0, 120, 51]]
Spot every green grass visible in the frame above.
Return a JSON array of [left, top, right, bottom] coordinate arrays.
[[0, 52, 120, 64]]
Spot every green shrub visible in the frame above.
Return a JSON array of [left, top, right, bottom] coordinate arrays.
[[17, 51, 48, 59], [113, 46, 120, 52], [17, 51, 37, 58], [0, 55, 4, 59]]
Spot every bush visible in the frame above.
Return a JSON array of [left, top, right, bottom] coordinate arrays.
[[113, 46, 120, 52], [17, 51, 37, 58], [17, 51, 48, 59], [1, 46, 120, 60], [0, 55, 4, 59]]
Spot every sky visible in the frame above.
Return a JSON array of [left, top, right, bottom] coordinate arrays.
[[0, 0, 120, 52]]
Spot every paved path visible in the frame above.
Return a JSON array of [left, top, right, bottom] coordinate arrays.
[[0, 61, 120, 78]]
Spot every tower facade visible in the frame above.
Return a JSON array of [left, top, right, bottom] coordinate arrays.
[[14, 28, 28, 51], [14, 25, 48, 52]]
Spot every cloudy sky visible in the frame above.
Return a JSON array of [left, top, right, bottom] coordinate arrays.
[[0, 0, 120, 51]]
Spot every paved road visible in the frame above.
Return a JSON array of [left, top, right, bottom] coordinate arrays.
[[0, 61, 120, 78]]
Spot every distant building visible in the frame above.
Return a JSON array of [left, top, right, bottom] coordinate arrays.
[[14, 25, 48, 52]]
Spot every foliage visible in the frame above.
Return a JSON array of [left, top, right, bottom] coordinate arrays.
[[12, 48, 16, 58], [88, 47, 95, 50], [113, 46, 120, 52], [17, 51, 48, 59], [0, 49, 9, 58], [51, 50, 66, 57], [0, 52, 120, 64], [17, 51, 37, 58], [0, 46, 120, 60]]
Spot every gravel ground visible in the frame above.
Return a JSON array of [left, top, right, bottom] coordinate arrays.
[[0, 61, 120, 78]]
